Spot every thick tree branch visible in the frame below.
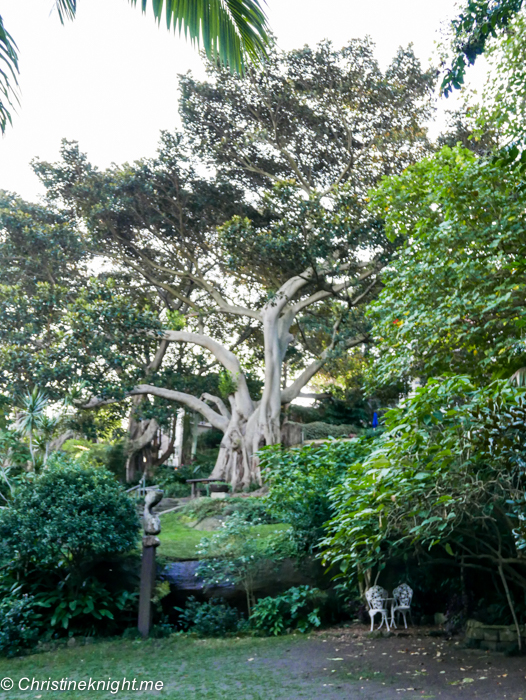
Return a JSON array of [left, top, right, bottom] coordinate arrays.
[[130, 385, 228, 432], [162, 330, 243, 378], [126, 418, 159, 456]]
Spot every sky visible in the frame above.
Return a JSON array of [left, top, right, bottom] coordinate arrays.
[[0, 0, 475, 202]]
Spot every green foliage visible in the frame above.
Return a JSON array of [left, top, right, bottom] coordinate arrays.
[[0, 14, 18, 134], [250, 586, 324, 636], [322, 376, 526, 600], [181, 40, 434, 196], [222, 497, 275, 524], [129, 0, 270, 74], [62, 439, 127, 481], [34, 579, 137, 633], [473, 11, 526, 143], [441, 0, 523, 96], [218, 370, 238, 399], [197, 428, 223, 449], [261, 439, 373, 552], [0, 455, 138, 573], [176, 597, 244, 637], [0, 594, 39, 657], [368, 145, 526, 387]]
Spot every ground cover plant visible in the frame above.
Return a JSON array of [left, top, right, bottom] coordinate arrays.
[[250, 585, 324, 636], [176, 596, 246, 637]]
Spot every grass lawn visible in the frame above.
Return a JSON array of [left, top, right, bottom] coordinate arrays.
[[0, 634, 342, 700], [158, 513, 291, 560]]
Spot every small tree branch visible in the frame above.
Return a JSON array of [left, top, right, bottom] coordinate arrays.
[[281, 333, 366, 404]]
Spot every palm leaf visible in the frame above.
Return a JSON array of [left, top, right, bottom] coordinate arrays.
[[55, 0, 77, 24], [0, 1, 76, 135], [0, 14, 19, 134], [130, 0, 270, 73]]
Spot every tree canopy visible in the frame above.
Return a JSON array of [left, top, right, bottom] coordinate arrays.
[[441, 0, 524, 96]]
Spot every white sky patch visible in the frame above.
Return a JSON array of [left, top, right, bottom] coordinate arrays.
[[0, 0, 489, 202]]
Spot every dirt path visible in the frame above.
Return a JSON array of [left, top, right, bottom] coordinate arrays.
[[288, 624, 526, 699]]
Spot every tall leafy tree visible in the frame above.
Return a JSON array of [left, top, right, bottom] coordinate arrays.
[[35, 41, 434, 489], [0, 0, 270, 133], [0, 189, 209, 478], [367, 145, 526, 389]]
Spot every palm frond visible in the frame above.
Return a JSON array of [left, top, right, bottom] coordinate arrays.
[[510, 367, 526, 387], [55, 0, 77, 24], [130, 0, 270, 73], [0, 14, 19, 134], [15, 388, 49, 436]]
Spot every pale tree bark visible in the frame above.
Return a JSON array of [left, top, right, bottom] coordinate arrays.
[[123, 264, 373, 490], [124, 339, 169, 482]]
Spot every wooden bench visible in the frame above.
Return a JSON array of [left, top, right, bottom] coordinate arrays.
[[186, 477, 227, 499]]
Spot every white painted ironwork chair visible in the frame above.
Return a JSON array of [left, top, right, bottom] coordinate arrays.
[[365, 585, 390, 631], [391, 583, 413, 629]]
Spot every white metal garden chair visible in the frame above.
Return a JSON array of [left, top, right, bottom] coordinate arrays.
[[365, 585, 390, 631], [391, 583, 413, 629]]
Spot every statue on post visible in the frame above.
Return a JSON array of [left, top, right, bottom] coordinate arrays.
[[138, 489, 163, 638]]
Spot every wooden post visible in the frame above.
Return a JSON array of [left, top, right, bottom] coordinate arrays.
[[138, 489, 164, 638], [138, 536, 159, 638]]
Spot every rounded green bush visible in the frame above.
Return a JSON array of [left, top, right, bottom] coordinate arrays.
[[0, 455, 139, 573]]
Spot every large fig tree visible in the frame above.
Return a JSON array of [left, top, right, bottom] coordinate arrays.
[[35, 40, 434, 489]]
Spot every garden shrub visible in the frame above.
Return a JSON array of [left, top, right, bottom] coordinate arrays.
[[62, 439, 127, 482], [250, 586, 324, 636], [223, 497, 275, 523], [180, 496, 225, 520], [261, 438, 374, 552], [0, 595, 40, 657], [322, 376, 526, 626], [176, 597, 244, 636], [0, 455, 140, 636], [197, 512, 297, 615]]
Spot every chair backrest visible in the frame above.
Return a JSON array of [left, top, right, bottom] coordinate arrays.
[[393, 583, 413, 607], [365, 585, 388, 610]]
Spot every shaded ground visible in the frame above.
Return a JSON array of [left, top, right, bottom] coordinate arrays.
[[314, 623, 526, 699], [0, 624, 523, 699]]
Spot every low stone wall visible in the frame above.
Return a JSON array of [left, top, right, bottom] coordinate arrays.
[[465, 619, 525, 652], [162, 556, 333, 609]]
